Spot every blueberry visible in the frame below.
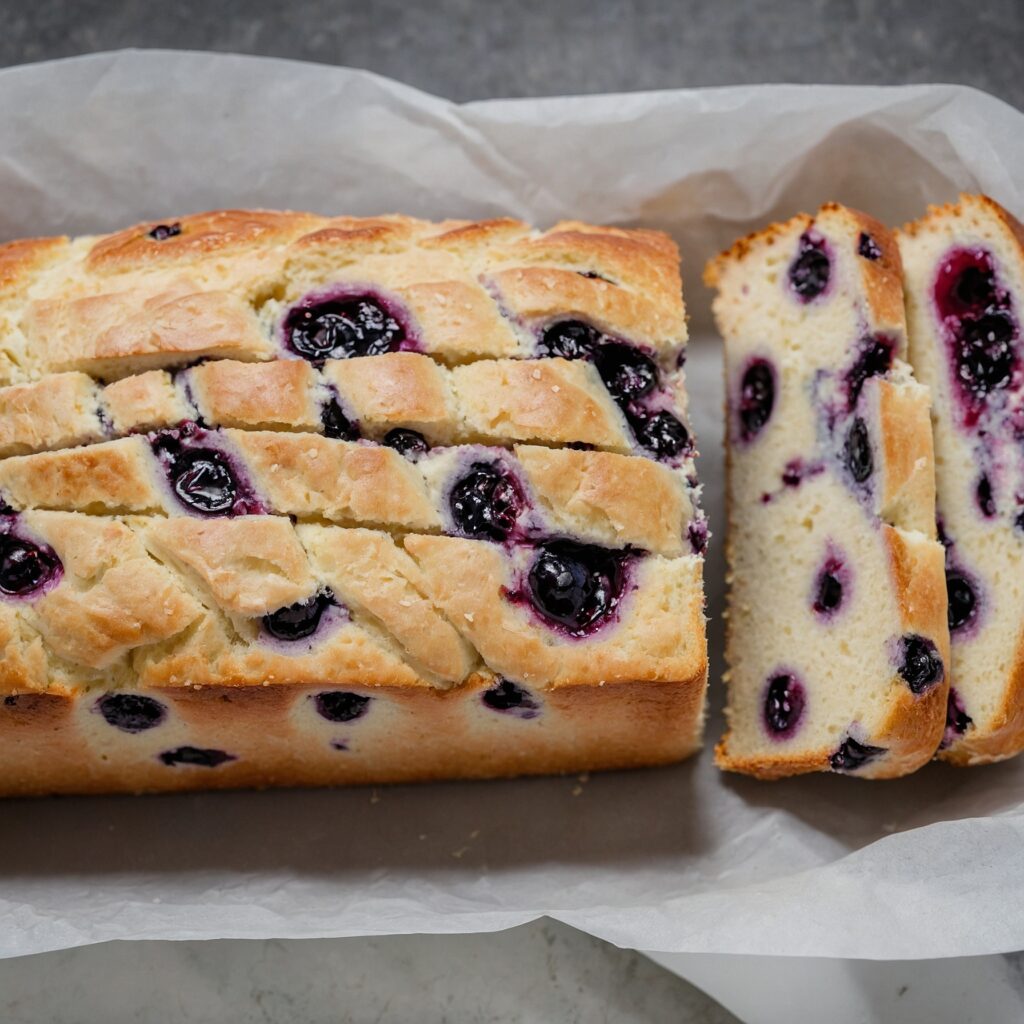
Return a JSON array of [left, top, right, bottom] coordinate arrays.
[[0, 534, 61, 596], [321, 399, 360, 441], [846, 335, 894, 408], [813, 558, 844, 616], [738, 359, 774, 440], [956, 311, 1016, 396], [448, 462, 523, 542], [946, 570, 978, 633], [171, 449, 238, 515], [284, 297, 404, 361], [537, 320, 601, 360], [943, 687, 973, 746], [593, 342, 659, 402], [148, 223, 181, 241], [382, 428, 429, 459], [789, 233, 830, 301], [481, 678, 540, 719], [97, 693, 166, 733], [263, 590, 334, 641], [763, 673, 805, 737], [897, 634, 944, 693], [688, 519, 709, 555], [843, 417, 873, 484], [159, 746, 236, 767], [314, 691, 371, 722], [976, 474, 996, 517], [830, 736, 885, 773], [954, 266, 997, 312], [631, 410, 690, 461], [526, 540, 625, 636], [858, 232, 881, 261]]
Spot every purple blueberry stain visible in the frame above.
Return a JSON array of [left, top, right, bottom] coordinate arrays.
[[159, 746, 236, 768], [96, 693, 167, 733], [844, 334, 895, 409], [448, 461, 524, 542], [688, 518, 709, 556], [976, 474, 996, 518], [942, 687, 973, 748], [629, 408, 691, 461], [946, 567, 979, 635], [830, 735, 886, 773], [896, 634, 944, 694], [593, 342, 660, 402], [788, 231, 831, 302], [481, 678, 541, 719], [843, 416, 873, 484], [737, 358, 775, 441], [536, 319, 601, 360], [812, 549, 849, 618], [320, 397, 360, 441], [382, 428, 430, 459], [263, 589, 338, 642], [283, 286, 414, 362], [762, 672, 805, 739], [858, 232, 882, 261], [314, 691, 372, 723], [148, 223, 181, 241], [0, 518, 62, 599], [523, 540, 630, 638], [150, 422, 265, 517], [933, 247, 1019, 428]]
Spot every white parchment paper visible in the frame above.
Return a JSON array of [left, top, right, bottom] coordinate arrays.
[[2, 50, 1023, 961]]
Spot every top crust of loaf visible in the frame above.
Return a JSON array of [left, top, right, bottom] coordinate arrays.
[[704, 203, 906, 335]]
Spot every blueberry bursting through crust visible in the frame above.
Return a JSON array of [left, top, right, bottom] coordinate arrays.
[[525, 541, 628, 637]]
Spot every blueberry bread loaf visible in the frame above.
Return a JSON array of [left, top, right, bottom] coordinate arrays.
[[899, 195, 1024, 764], [706, 203, 949, 779], [0, 211, 707, 796]]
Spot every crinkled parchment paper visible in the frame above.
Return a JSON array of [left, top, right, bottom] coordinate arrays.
[[2, 50, 1023, 961]]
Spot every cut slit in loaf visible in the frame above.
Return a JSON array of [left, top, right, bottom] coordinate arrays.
[[0, 209, 707, 796], [706, 202, 949, 779]]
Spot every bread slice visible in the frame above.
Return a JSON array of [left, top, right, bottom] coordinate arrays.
[[899, 194, 1024, 764], [705, 203, 949, 779], [0, 209, 707, 796]]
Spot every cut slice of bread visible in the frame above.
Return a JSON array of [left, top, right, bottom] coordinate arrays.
[[706, 203, 949, 779], [899, 194, 1024, 764]]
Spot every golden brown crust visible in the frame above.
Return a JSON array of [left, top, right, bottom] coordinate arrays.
[[0, 435, 162, 512], [452, 357, 631, 450], [25, 287, 274, 378], [86, 209, 322, 275], [102, 368, 191, 434], [0, 372, 101, 457], [0, 673, 702, 797], [515, 444, 691, 555], [188, 357, 321, 430], [877, 374, 937, 537], [404, 534, 707, 689]]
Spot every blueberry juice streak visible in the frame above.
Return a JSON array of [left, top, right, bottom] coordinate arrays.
[[535, 319, 692, 464], [0, 516, 62, 599], [283, 286, 418, 362], [150, 422, 266, 517], [933, 247, 1019, 430]]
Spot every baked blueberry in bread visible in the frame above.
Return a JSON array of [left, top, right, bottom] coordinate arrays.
[[899, 195, 1024, 765], [706, 203, 949, 779], [0, 210, 707, 796]]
